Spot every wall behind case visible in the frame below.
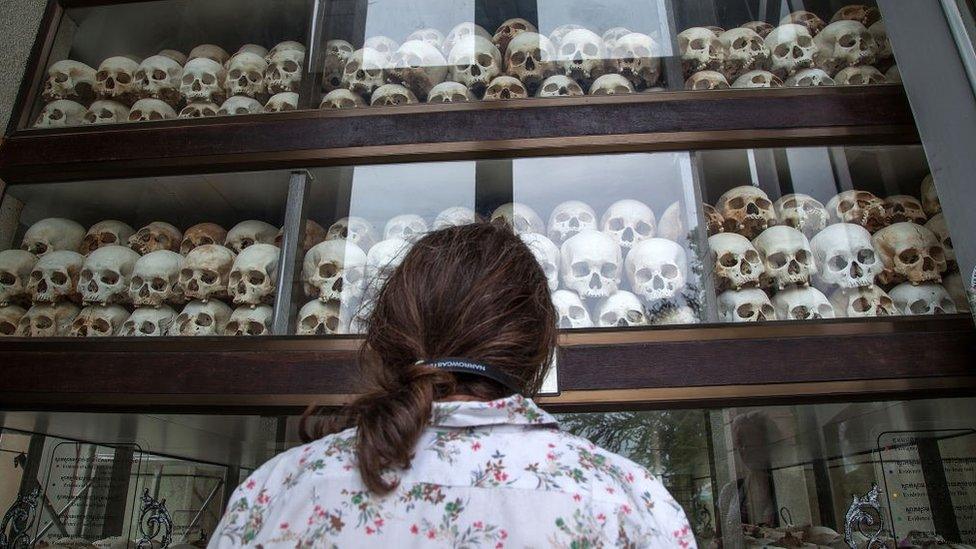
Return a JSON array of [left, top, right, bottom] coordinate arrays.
[[0, 0, 45, 134]]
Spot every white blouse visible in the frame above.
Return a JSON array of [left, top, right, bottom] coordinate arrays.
[[209, 394, 697, 548]]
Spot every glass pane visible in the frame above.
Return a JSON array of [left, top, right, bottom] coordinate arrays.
[[675, 0, 897, 89], [0, 172, 290, 337], [29, 0, 309, 130], [699, 145, 969, 322]]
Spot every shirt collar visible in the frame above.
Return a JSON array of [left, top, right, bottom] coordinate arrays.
[[431, 394, 558, 428]]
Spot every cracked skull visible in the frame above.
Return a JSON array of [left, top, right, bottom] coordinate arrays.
[[129, 221, 181, 254], [890, 282, 957, 316], [774, 193, 827, 237], [342, 48, 390, 100], [826, 190, 888, 233], [448, 36, 503, 97], [180, 223, 228, 255], [68, 305, 128, 337], [872, 222, 946, 285], [717, 186, 774, 239], [225, 52, 269, 101], [814, 21, 877, 76], [829, 285, 895, 317], [555, 29, 607, 86], [884, 195, 928, 225], [611, 32, 662, 88], [16, 303, 80, 337], [180, 58, 226, 105], [719, 28, 769, 81], [43, 60, 97, 104], [709, 232, 763, 291], [679, 27, 726, 78]]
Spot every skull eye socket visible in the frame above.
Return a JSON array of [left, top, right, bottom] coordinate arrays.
[[582, 43, 598, 56], [79, 269, 92, 282], [248, 71, 262, 82], [728, 197, 745, 209], [756, 198, 772, 209], [929, 247, 945, 262], [196, 314, 213, 327], [511, 52, 526, 64], [852, 296, 871, 313], [783, 199, 798, 209], [246, 321, 266, 335], [320, 263, 339, 278], [49, 109, 64, 120], [179, 268, 194, 281], [795, 249, 810, 263], [476, 53, 494, 67], [130, 276, 144, 289], [578, 212, 593, 223], [301, 316, 318, 329], [116, 72, 131, 84], [128, 111, 143, 121], [719, 252, 737, 267], [201, 270, 218, 284], [283, 60, 300, 72], [797, 36, 812, 47], [138, 321, 156, 334], [828, 255, 849, 271], [229, 69, 242, 79], [661, 264, 679, 279], [600, 263, 617, 278], [247, 270, 266, 285], [345, 61, 360, 74], [635, 267, 652, 283], [101, 271, 120, 285], [36, 317, 53, 329], [135, 70, 147, 82], [744, 250, 760, 263], [767, 252, 787, 268], [736, 304, 756, 318], [898, 249, 920, 264], [1, 271, 16, 285], [608, 218, 624, 231], [151, 278, 166, 291], [636, 222, 652, 235], [94, 319, 111, 333], [568, 306, 586, 319], [149, 111, 163, 120], [733, 37, 747, 49], [774, 44, 789, 57], [690, 38, 705, 50], [202, 73, 216, 85], [838, 200, 855, 213], [182, 74, 194, 84], [96, 70, 109, 81], [0, 321, 15, 335], [839, 34, 856, 48], [152, 69, 166, 80], [857, 249, 876, 264], [555, 212, 570, 222], [543, 83, 558, 92], [909, 299, 930, 315], [571, 262, 590, 277]]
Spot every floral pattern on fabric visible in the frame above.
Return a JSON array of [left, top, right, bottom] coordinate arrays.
[[209, 395, 695, 549]]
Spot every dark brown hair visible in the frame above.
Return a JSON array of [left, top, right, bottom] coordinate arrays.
[[303, 221, 558, 495]]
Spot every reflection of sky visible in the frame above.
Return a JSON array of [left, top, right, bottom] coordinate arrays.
[[363, 0, 476, 43], [536, 0, 672, 55], [348, 162, 476, 229]]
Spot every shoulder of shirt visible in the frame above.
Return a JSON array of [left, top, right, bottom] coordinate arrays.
[[242, 427, 358, 486]]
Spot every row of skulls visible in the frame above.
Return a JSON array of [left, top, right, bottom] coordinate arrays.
[[35, 41, 305, 127], [320, 19, 665, 107], [679, 5, 895, 90]]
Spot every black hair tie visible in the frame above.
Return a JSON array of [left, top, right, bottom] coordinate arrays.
[[415, 358, 522, 393]]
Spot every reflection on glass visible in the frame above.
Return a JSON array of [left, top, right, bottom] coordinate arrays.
[[700, 146, 968, 322], [0, 172, 289, 337], [31, 0, 309, 129]]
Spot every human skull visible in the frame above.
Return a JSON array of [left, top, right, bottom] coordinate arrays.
[[424, 81, 472, 103], [606, 32, 661, 89], [873, 222, 946, 285], [535, 75, 584, 97], [702, 204, 725, 236], [34, 100, 86, 128], [718, 288, 774, 322], [320, 88, 365, 109], [625, 238, 687, 303], [548, 200, 597, 244], [229, 243, 279, 307], [520, 232, 560, 292], [180, 58, 226, 104], [365, 238, 409, 285], [552, 289, 593, 329], [0, 250, 37, 306], [43, 60, 97, 104], [889, 283, 957, 316], [135, 55, 183, 107], [384, 214, 428, 242], [884, 195, 927, 225], [870, 21, 891, 63], [27, 250, 84, 303], [407, 28, 445, 52], [561, 230, 621, 299], [363, 36, 398, 57], [83, 100, 129, 124], [81, 220, 135, 255], [774, 193, 827, 237], [504, 32, 557, 91], [678, 27, 726, 78], [236, 44, 268, 58], [326, 216, 378, 250], [826, 190, 888, 233], [68, 305, 128, 337], [600, 199, 655, 250], [925, 213, 955, 270], [493, 18, 537, 54], [95, 57, 141, 106], [342, 48, 389, 99], [765, 24, 816, 78], [443, 23, 493, 57], [169, 300, 232, 336], [388, 40, 448, 99], [180, 223, 227, 255], [370, 83, 418, 106], [719, 28, 769, 81], [432, 207, 477, 230], [656, 202, 684, 243], [322, 39, 355, 92], [16, 302, 80, 337], [814, 21, 877, 76], [79, 245, 140, 305], [225, 304, 272, 336], [484, 76, 528, 100], [178, 101, 220, 118], [753, 225, 815, 289], [649, 305, 699, 325], [708, 232, 763, 291], [829, 285, 895, 317], [595, 290, 646, 327], [785, 68, 835, 86], [733, 70, 783, 88], [448, 36, 503, 96], [602, 27, 633, 50], [556, 29, 607, 86], [179, 244, 236, 302], [217, 96, 263, 116], [224, 52, 269, 101], [685, 70, 730, 90], [226, 220, 278, 253], [188, 44, 230, 65], [741, 21, 774, 39], [834, 65, 885, 86], [717, 186, 774, 239], [548, 24, 585, 48], [589, 73, 635, 95], [129, 222, 181, 254], [772, 287, 834, 320], [810, 223, 881, 289], [920, 174, 941, 217], [128, 98, 177, 121], [779, 11, 826, 36], [129, 250, 183, 307], [276, 220, 327, 254], [944, 272, 971, 312], [0, 305, 27, 336], [267, 41, 306, 60], [120, 305, 176, 336], [158, 49, 187, 65], [22, 218, 85, 256], [492, 202, 545, 234], [296, 299, 345, 335], [831, 5, 882, 27], [303, 240, 367, 302]]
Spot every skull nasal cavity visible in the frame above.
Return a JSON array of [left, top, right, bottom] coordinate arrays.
[[589, 273, 601, 288]]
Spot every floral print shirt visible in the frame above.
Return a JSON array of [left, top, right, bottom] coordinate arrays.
[[210, 395, 696, 548]]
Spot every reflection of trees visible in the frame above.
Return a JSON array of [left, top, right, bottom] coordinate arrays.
[[558, 410, 714, 539]]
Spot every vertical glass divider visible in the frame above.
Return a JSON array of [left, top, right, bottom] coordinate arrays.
[[300, 0, 328, 110], [688, 152, 719, 322], [661, 0, 684, 91], [272, 170, 312, 335]]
